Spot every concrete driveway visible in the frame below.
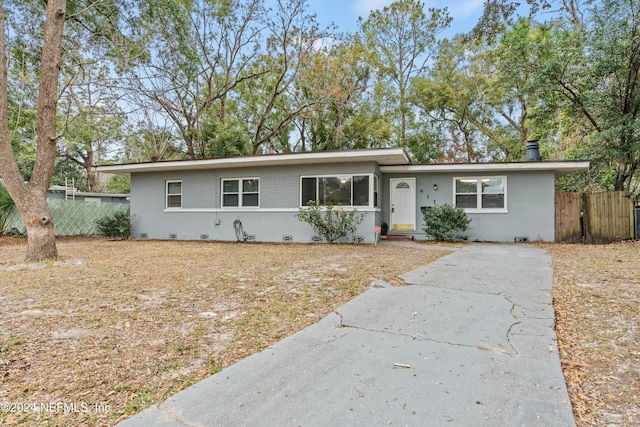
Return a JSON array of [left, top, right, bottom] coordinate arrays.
[[118, 243, 574, 427]]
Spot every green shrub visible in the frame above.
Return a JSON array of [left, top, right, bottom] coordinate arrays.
[[0, 184, 17, 236], [95, 210, 131, 239], [296, 201, 364, 243], [421, 204, 471, 241]]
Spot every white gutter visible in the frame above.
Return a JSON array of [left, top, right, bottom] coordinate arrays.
[[95, 148, 411, 174], [380, 161, 590, 177]]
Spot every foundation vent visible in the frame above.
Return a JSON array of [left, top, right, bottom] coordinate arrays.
[[139, 233, 148, 238], [311, 235, 322, 242], [352, 236, 364, 244], [514, 236, 529, 243], [200, 234, 209, 240], [169, 233, 177, 239], [245, 234, 256, 242], [282, 235, 293, 242]]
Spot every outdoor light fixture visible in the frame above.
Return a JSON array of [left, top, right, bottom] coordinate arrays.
[[433, 184, 438, 191]]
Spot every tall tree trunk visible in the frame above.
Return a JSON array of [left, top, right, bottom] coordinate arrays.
[[21, 187, 57, 260], [86, 149, 99, 191], [0, 0, 66, 261]]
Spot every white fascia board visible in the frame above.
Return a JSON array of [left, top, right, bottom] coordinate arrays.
[[73, 191, 130, 198], [380, 161, 590, 177], [95, 148, 411, 174]]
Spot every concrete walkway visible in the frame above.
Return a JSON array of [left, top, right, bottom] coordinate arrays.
[[118, 244, 574, 427]]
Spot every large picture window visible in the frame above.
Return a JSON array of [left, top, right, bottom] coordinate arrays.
[[222, 178, 259, 208], [301, 174, 377, 207], [166, 180, 182, 209], [454, 177, 506, 211]]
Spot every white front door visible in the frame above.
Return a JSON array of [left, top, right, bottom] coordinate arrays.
[[390, 178, 416, 231]]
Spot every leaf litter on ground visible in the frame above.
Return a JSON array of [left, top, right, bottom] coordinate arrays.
[[543, 240, 639, 426], [1, 237, 637, 426], [0, 237, 446, 426]]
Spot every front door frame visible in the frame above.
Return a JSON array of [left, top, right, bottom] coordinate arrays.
[[390, 177, 416, 232]]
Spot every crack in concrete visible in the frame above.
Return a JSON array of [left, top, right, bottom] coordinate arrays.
[[334, 310, 345, 328], [505, 320, 522, 356], [503, 294, 553, 320], [336, 311, 518, 357], [407, 284, 555, 322], [408, 285, 549, 357], [268, 312, 352, 351], [154, 403, 204, 427], [276, 283, 553, 357], [405, 282, 507, 296]]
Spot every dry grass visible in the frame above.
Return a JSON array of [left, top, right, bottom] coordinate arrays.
[[0, 237, 447, 426], [2, 237, 638, 426], [543, 241, 640, 426]]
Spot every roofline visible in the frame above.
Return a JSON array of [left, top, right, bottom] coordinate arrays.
[[95, 148, 589, 177], [380, 161, 590, 177], [67, 191, 130, 198], [95, 148, 412, 174], [48, 187, 129, 198]]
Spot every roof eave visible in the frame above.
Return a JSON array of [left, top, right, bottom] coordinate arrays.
[[95, 148, 411, 174], [379, 161, 590, 177]]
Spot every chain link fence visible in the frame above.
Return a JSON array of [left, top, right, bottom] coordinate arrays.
[[2, 199, 129, 236]]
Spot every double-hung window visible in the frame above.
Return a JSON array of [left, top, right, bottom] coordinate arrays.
[[222, 178, 259, 208], [454, 177, 506, 212], [301, 174, 378, 207], [166, 180, 182, 209]]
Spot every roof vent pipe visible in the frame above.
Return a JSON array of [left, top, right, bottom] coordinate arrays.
[[526, 140, 541, 161]]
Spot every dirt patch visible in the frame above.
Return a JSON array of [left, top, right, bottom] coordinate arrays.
[[543, 241, 640, 426], [0, 238, 446, 426]]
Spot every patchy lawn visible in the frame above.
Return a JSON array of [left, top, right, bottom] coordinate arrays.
[[0, 238, 447, 426], [2, 238, 638, 426], [543, 241, 640, 426]]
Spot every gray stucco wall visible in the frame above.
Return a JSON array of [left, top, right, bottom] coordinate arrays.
[[131, 161, 557, 244], [130, 162, 381, 243], [381, 171, 556, 242]]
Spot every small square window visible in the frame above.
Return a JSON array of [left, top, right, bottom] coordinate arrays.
[[222, 178, 259, 208], [454, 177, 506, 211], [166, 181, 182, 209]]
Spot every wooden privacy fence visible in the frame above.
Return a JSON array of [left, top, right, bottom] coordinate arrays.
[[555, 191, 635, 243]]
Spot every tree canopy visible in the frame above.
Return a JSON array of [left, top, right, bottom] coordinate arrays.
[[1, 0, 639, 259]]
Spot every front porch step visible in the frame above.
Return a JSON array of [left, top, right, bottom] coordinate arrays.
[[381, 234, 414, 241]]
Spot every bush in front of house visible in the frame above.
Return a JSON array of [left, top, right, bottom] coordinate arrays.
[[422, 204, 471, 241], [0, 183, 17, 236], [297, 200, 364, 243], [95, 210, 131, 239]]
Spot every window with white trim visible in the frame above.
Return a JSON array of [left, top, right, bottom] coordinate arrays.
[[222, 178, 259, 207], [454, 177, 506, 211], [301, 174, 377, 207], [166, 180, 182, 209]]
